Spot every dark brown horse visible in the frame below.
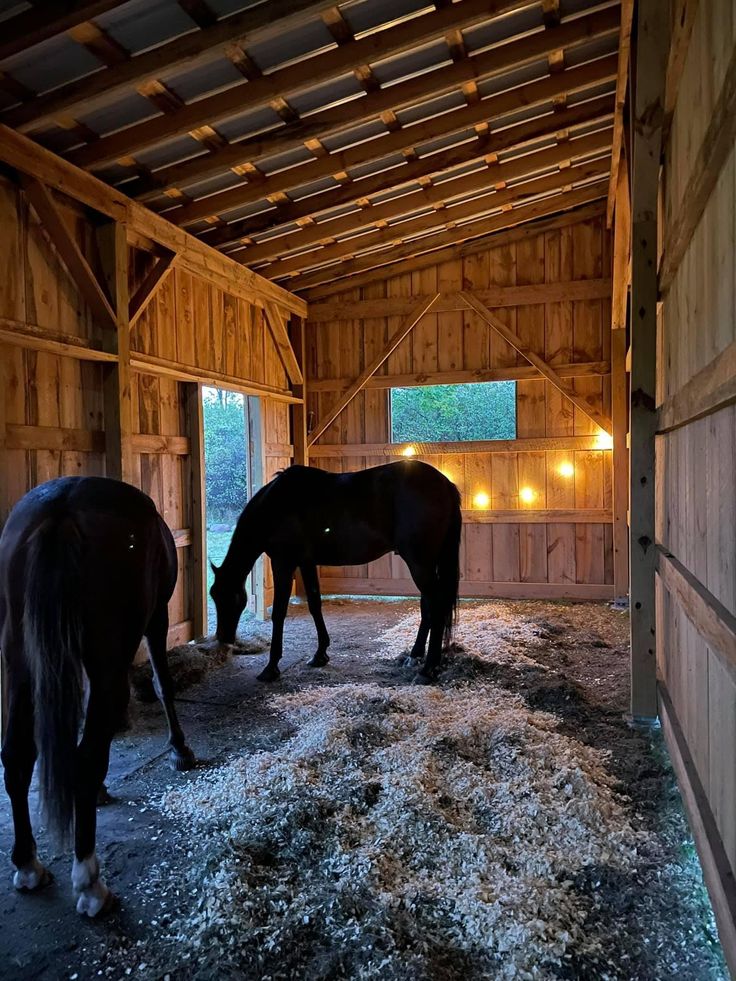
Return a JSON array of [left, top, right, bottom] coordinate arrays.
[[0, 477, 195, 917], [211, 460, 462, 682]]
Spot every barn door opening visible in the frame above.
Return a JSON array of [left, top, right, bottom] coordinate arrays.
[[202, 388, 264, 633]]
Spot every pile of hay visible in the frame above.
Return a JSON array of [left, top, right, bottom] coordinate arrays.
[[155, 676, 648, 979]]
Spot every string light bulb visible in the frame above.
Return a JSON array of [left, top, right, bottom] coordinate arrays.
[[402, 445, 417, 457], [519, 486, 536, 504], [558, 461, 575, 478], [594, 430, 613, 450], [473, 491, 490, 509]]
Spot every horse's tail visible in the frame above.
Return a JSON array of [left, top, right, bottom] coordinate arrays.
[[439, 486, 462, 647], [23, 513, 85, 844]]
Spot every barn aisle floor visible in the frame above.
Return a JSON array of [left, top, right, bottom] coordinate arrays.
[[0, 599, 727, 981]]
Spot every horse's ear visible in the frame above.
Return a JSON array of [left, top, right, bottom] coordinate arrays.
[[210, 561, 219, 574]]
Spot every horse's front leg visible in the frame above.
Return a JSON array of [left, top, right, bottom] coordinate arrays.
[[300, 563, 330, 667], [257, 561, 295, 683]]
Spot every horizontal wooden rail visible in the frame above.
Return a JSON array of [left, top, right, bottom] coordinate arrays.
[[4, 424, 104, 453], [657, 547, 736, 682], [308, 362, 611, 393], [658, 338, 736, 433], [320, 578, 615, 601], [172, 529, 192, 548], [130, 354, 303, 405], [306, 281, 613, 323], [461, 509, 612, 524], [307, 436, 611, 458], [0, 321, 118, 363], [132, 434, 190, 455]]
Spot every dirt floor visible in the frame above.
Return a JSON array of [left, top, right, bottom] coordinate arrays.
[[0, 598, 728, 980]]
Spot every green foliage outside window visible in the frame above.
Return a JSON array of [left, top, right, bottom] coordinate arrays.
[[202, 387, 248, 526], [390, 381, 516, 443]]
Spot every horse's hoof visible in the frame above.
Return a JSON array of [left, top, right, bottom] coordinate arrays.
[[308, 652, 330, 668], [413, 671, 437, 686], [257, 666, 280, 683], [96, 784, 114, 806], [169, 746, 196, 772], [13, 859, 53, 892], [76, 880, 116, 918]]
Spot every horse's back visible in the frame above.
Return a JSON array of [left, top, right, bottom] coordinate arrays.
[[0, 478, 175, 644]]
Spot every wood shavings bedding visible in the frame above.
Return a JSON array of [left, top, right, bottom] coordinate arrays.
[[154, 679, 648, 980]]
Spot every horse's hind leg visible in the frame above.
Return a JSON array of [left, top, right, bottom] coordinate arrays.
[[71, 674, 127, 917], [404, 561, 444, 683], [145, 606, 195, 772], [1, 656, 51, 891], [409, 595, 431, 662], [300, 564, 330, 667]]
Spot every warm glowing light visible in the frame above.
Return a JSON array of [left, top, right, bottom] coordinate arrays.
[[519, 486, 536, 504], [559, 461, 575, 478], [402, 445, 417, 457], [594, 430, 613, 450], [473, 491, 490, 509]]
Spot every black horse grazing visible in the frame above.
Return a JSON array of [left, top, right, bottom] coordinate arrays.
[[0, 477, 195, 917], [211, 460, 462, 682]]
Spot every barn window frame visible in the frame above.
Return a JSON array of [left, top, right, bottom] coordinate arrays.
[[388, 380, 517, 445]]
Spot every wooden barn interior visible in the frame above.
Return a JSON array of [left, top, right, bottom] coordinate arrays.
[[0, 0, 735, 975]]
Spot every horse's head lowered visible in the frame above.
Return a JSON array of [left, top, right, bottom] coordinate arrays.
[[210, 563, 247, 644]]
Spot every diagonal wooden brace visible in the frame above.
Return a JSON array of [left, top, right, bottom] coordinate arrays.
[[308, 292, 441, 446], [459, 290, 613, 435]]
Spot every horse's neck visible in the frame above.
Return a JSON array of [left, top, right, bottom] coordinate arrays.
[[221, 508, 264, 583]]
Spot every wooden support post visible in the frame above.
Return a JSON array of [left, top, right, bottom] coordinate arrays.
[[185, 383, 207, 638], [96, 219, 135, 483], [459, 291, 613, 435], [612, 328, 629, 601], [288, 316, 309, 467], [289, 315, 309, 600], [308, 293, 440, 445], [246, 395, 267, 620], [629, 0, 668, 720]]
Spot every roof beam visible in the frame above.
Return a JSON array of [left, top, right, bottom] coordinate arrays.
[[288, 181, 608, 293], [0, 1, 126, 60], [459, 291, 613, 434], [236, 128, 612, 266], [66, 0, 534, 170], [302, 199, 606, 300], [2, 0, 336, 134], [168, 53, 618, 227], [127, 6, 619, 204], [207, 94, 613, 248], [259, 157, 610, 281]]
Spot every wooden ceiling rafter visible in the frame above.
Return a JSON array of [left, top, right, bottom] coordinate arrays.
[[165, 52, 618, 229], [120, 3, 619, 205], [2, 0, 338, 133], [232, 126, 613, 268], [287, 181, 609, 294], [64, 0, 536, 172], [203, 92, 614, 250], [258, 156, 611, 282]]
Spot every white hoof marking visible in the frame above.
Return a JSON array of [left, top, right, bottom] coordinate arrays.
[[75, 879, 111, 918], [13, 857, 48, 891], [72, 852, 111, 917]]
